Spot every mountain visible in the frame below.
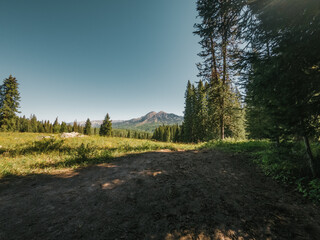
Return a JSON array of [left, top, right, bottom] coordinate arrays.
[[73, 111, 183, 132], [113, 111, 183, 132]]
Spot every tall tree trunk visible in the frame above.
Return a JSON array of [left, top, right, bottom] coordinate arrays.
[[220, 115, 224, 140], [210, 37, 219, 83], [221, 33, 227, 140], [303, 135, 317, 177]]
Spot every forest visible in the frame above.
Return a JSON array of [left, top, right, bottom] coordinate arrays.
[[1, 0, 320, 239], [153, 0, 320, 181]]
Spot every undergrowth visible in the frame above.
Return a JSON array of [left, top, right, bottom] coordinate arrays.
[[202, 138, 320, 203]]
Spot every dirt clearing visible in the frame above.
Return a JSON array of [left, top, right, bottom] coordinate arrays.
[[1, 150, 320, 239]]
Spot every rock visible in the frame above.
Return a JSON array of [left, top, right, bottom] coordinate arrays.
[[60, 132, 85, 138]]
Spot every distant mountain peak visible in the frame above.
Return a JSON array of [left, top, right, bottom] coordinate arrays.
[[145, 111, 157, 118], [72, 111, 183, 132], [113, 111, 183, 132]]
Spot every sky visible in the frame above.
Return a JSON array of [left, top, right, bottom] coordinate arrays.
[[0, 0, 201, 122]]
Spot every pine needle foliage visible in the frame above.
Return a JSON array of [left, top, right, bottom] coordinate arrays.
[[0, 75, 21, 131], [100, 113, 112, 137]]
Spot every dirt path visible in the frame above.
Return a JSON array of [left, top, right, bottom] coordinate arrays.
[[1, 150, 320, 240]]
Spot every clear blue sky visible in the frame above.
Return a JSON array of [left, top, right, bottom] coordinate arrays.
[[0, 0, 201, 122]]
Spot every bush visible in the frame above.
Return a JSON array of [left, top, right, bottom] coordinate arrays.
[[75, 143, 97, 160], [297, 178, 320, 202], [202, 139, 320, 202], [32, 138, 64, 153]]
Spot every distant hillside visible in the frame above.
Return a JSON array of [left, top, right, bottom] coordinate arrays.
[[73, 111, 183, 132], [113, 111, 183, 132]]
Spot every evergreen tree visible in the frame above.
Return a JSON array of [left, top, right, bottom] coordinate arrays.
[[99, 113, 112, 136], [84, 118, 92, 135], [194, 0, 245, 140], [53, 117, 60, 133], [38, 122, 45, 133], [19, 115, 29, 132], [195, 80, 208, 142], [183, 81, 195, 142], [78, 125, 84, 134], [30, 114, 38, 132], [72, 121, 78, 132], [242, 0, 320, 176], [0, 75, 21, 131], [44, 120, 52, 133], [60, 122, 67, 133], [152, 125, 182, 142]]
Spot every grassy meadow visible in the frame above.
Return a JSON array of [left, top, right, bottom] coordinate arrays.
[[1, 132, 319, 202], [0, 132, 199, 178]]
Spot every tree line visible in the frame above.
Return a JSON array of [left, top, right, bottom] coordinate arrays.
[[152, 124, 182, 142], [0, 77, 151, 140], [188, 0, 320, 176]]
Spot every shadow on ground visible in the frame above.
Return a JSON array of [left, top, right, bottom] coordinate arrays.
[[1, 150, 320, 240]]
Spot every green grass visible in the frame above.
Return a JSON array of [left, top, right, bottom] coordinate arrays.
[[2, 132, 319, 202], [201, 138, 270, 155], [202, 138, 320, 202], [0, 132, 198, 178]]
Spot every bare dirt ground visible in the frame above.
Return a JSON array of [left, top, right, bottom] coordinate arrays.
[[1, 150, 320, 240]]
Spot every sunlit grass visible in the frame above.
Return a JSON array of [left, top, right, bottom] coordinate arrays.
[[0, 132, 199, 178], [201, 138, 270, 154]]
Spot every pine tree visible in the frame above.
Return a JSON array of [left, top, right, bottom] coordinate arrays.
[[44, 120, 51, 133], [72, 121, 78, 132], [38, 122, 45, 133], [183, 81, 196, 142], [0, 75, 21, 131], [100, 113, 112, 136], [242, 0, 320, 176], [78, 126, 84, 134], [195, 80, 208, 142], [60, 122, 67, 133], [53, 117, 60, 133], [194, 0, 245, 140], [30, 114, 38, 132], [84, 118, 92, 135]]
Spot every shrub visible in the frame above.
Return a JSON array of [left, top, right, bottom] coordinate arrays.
[[75, 143, 97, 160]]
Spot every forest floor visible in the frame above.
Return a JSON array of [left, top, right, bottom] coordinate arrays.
[[1, 149, 320, 240]]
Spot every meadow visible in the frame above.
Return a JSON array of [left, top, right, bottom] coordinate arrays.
[[0, 132, 198, 178], [1, 132, 319, 202]]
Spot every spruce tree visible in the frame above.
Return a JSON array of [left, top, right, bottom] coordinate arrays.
[[194, 80, 209, 142], [242, 0, 320, 176], [38, 122, 45, 133], [84, 118, 92, 135], [30, 114, 38, 133], [100, 113, 112, 136], [0, 75, 21, 131], [183, 81, 195, 142], [72, 121, 78, 132], [194, 0, 245, 140], [53, 117, 60, 133], [60, 122, 67, 133]]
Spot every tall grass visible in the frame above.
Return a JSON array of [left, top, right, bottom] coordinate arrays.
[[0, 132, 198, 178]]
